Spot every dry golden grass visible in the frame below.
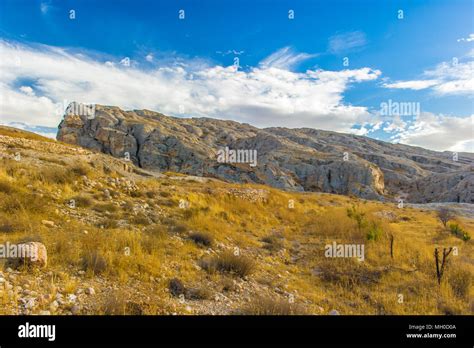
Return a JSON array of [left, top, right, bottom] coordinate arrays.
[[0, 129, 472, 315]]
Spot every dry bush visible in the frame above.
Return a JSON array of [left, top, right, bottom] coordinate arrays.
[[261, 233, 284, 252], [0, 179, 17, 194], [238, 296, 307, 315], [0, 192, 47, 214], [189, 231, 213, 247], [186, 286, 213, 300], [81, 250, 108, 274], [448, 268, 472, 299], [437, 208, 455, 229], [36, 166, 72, 185], [129, 213, 151, 226], [96, 217, 119, 229], [93, 203, 119, 213], [200, 251, 256, 278], [102, 291, 145, 315], [317, 258, 382, 289], [169, 278, 186, 297], [0, 222, 14, 233], [70, 194, 93, 208]]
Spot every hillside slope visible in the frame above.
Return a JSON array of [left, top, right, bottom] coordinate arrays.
[[0, 125, 472, 315], [57, 104, 473, 203]]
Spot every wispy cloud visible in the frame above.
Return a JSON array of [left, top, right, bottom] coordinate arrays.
[[259, 46, 318, 70], [40, 1, 51, 15], [328, 31, 367, 54], [383, 80, 439, 90], [457, 33, 474, 42]]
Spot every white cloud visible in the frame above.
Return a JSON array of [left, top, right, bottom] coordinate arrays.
[[328, 31, 367, 54], [145, 54, 153, 62], [40, 2, 50, 14], [383, 57, 474, 96], [0, 40, 380, 133], [457, 33, 474, 42], [259, 46, 318, 70], [383, 80, 438, 90], [19, 86, 35, 97], [389, 112, 474, 152]]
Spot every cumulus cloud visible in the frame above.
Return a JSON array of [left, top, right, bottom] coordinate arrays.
[[328, 31, 367, 54], [0, 40, 379, 133], [383, 57, 474, 96], [389, 112, 474, 152]]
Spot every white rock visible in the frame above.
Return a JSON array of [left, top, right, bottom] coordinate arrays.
[[25, 298, 36, 309], [85, 287, 95, 295]]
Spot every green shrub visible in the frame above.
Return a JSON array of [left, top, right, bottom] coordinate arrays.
[[366, 222, 383, 241], [347, 205, 367, 232], [448, 223, 471, 241]]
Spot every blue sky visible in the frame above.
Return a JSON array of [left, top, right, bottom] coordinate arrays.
[[0, 0, 472, 151]]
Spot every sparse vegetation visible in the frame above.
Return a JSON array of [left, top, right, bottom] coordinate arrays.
[[437, 207, 455, 229], [201, 251, 256, 278], [0, 126, 472, 315], [448, 223, 471, 241], [188, 231, 213, 247], [238, 296, 307, 315]]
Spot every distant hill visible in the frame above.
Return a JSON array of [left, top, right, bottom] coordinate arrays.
[[57, 103, 473, 203]]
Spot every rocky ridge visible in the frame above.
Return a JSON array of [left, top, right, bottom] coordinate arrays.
[[57, 103, 473, 203]]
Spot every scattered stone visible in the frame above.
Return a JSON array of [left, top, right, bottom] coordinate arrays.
[[71, 305, 80, 315], [41, 220, 55, 228], [85, 287, 95, 295], [24, 298, 36, 309], [49, 301, 59, 312], [329, 309, 340, 315]]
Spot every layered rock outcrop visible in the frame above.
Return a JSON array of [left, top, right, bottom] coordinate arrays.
[[57, 103, 473, 203]]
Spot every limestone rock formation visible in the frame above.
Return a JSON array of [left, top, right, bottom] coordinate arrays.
[[57, 103, 473, 203]]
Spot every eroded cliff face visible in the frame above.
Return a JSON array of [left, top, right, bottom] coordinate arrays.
[[57, 103, 473, 203]]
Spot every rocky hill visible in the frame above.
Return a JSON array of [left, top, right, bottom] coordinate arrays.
[[0, 125, 472, 315], [57, 104, 473, 203]]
